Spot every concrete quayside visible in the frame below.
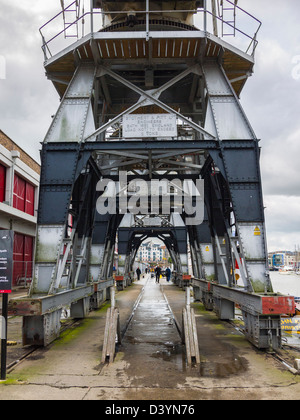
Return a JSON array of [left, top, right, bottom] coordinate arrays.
[[1, 274, 300, 400]]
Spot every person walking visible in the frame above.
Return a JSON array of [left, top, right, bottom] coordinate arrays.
[[165, 266, 171, 282], [155, 266, 161, 283], [136, 267, 141, 281]]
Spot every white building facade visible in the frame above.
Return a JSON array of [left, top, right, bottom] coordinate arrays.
[[138, 240, 169, 265]]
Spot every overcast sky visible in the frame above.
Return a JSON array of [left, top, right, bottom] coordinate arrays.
[[0, 0, 299, 252]]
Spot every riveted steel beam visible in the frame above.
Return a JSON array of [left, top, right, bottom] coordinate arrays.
[[192, 278, 295, 317], [8, 280, 113, 317]]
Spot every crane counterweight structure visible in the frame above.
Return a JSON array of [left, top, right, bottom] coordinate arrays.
[[9, 0, 294, 350]]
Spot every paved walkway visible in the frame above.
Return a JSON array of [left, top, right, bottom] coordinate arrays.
[[0, 275, 186, 399], [113, 275, 185, 390]]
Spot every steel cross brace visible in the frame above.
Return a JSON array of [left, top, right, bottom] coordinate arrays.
[[95, 147, 204, 176], [84, 64, 216, 142]]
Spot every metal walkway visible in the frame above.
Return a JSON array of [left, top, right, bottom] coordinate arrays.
[[122, 274, 184, 371]]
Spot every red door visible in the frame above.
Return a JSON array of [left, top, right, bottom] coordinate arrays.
[[13, 233, 24, 286], [12, 234, 34, 286], [24, 236, 33, 279], [13, 174, 35, 215]]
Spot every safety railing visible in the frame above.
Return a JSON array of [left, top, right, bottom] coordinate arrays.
[[39, 0, 261, 61]]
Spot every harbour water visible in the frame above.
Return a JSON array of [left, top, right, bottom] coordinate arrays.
[[270, 272, 300, 347], [270, 272, 300, 297]]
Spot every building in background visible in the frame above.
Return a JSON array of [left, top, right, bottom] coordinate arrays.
[[138, 240, 170, 267], [268, 250, 299, 270], [0, 130, 40, 288]]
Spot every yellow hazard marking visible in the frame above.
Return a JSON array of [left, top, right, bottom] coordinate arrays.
[[254, 226, 261, 236], [205, 246, 210, 251]]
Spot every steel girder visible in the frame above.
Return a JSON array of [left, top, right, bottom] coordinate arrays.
[[201, 61, 270, 294], [192, 278, 294, 349], [8, 64, 113, 345]]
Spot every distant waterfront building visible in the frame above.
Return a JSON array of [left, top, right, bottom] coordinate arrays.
[[271, 253, 284, 268], [268, 250, 299, 269], [138, 240, 170, 266]]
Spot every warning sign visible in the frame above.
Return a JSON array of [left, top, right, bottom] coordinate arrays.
[[281, 318, 300, 333], [254, 226, 261, 236], [205, 246, 210, 252]]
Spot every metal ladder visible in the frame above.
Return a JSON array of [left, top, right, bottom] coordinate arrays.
[[60, 0, 81, 39], [220, 0, 238, 36]]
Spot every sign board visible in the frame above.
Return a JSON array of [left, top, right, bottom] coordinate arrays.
[[0, 230, 14, 294], [123, 114, 177, 138], [281, 318, 300, 334]]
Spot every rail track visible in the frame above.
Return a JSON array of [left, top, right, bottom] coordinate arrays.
[[5, 315, 81, 374]]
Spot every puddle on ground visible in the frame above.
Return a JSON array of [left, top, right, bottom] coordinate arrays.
[[200, 355, 249, 378], [151, 342, 184, 362]]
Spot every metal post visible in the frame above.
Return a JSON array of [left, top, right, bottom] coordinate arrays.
[[146, 0, 149, 41], [204, 0, 207, 33], [186, 286, 191, 307], [90, 0, 94, 34], [24, 261, 28, 288], [1, 294, 8, 380], [111, 285, 115, 308]]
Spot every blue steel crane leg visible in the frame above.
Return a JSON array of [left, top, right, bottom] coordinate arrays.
[[190, 61, 287, 349], [16, 63, 115, 346], [202, 61, 270, 294]]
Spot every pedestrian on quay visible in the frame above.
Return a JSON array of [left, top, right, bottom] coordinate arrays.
[[136, 267, 141, 281], [155, 266, 161, 283], [165, 266, 171, 282]]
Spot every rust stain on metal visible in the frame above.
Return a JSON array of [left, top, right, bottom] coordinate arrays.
[[8, 298, 42, 316], [261, 296, 295, 315]]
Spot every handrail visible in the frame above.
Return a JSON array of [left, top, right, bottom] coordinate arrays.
[[205, 9, 260, 55], [39, 0, 261, 60], [40, 11, 92, 59], [13, 260, 33, 287], [226, 0, 262, 55]]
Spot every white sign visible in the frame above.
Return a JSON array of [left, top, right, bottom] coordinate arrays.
[[123, 114, 177, 138]]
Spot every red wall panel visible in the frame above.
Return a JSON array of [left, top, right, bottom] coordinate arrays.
[[25, 183, 35, 216], [0, 164, 6, 202], [13, 174, 26, 211]]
